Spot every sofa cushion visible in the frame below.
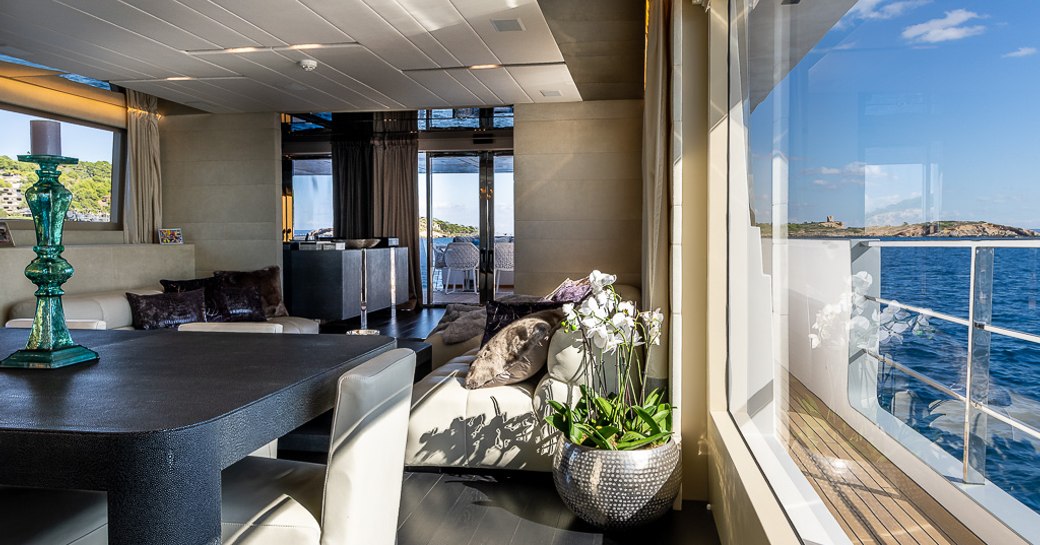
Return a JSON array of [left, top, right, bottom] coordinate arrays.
[[218, 286, 267, 322], [215, 266, 288, 318], [8, 289, 160, 330], [160, 276, 225, 322], [465, 309, 563, 389], [544, 277, 592, 303], [178, 322, 283, 334], [126, 289, 206, 330], [481, 300, 562, 346], [268, 316, 319, 334]]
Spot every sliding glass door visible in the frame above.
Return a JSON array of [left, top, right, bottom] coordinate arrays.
[[418, 152, 514, 305]]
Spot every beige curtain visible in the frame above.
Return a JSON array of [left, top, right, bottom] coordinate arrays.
[[124, 89, 163, 243], [643, 0, 671, 381], [372, 111, 422, 309]]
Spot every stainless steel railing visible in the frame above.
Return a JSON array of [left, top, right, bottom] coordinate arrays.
[[858, 239, 1040, 484]]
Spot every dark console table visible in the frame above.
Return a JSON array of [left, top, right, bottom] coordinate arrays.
[[284, 247, 409, 321], [0, 328, 395, 545]]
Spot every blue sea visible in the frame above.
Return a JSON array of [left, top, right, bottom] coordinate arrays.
[[877, 244, 1040, 512]]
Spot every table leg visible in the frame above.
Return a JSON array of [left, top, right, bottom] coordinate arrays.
[[107, 463, 221, 545]]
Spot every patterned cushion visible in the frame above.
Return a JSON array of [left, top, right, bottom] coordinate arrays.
[[481, 300, 563, 346], [215, 266, 288, 318], [545, 277, 592, 303], [466, 309, 564, 389], [126, 289, 206, 330], [161, 276, 225, 322]]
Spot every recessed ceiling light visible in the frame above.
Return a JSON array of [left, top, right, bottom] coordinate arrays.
[[469, 64, 502, 70], [539, 90, 562, 97], [491, 18, 525, 32], [287, 44, 323, 50], [185, 43, 359, 56], [225, 46, 260, 54], [165, 76, 193, 81]]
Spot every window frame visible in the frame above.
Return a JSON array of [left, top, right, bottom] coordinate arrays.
[[0, 101, 126, 231]]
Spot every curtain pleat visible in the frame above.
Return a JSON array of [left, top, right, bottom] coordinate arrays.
[[372, 111, 422, 309], [332, 113, 374, 239], [643, 0, 672, 381], [123, 89, 162, 244]]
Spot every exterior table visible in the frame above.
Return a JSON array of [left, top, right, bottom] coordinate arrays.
[[0, 328, 396, 545]]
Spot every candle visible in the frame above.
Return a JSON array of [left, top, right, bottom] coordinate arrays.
[[30, 120, 61, 156]]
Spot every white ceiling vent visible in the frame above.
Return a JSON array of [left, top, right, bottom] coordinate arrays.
[[539, 89, 562, 97], [491, 18, 525, 32]]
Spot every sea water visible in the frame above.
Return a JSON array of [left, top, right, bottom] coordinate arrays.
[[877, 245, 1040, 512]]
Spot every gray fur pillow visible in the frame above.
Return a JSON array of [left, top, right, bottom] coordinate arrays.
[[464, 309, 564, 389]]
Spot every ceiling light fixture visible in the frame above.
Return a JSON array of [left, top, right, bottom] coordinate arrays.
[[185, 43, 359, 56], [165, 76, 193, 81], [468, 64, 502, 70]]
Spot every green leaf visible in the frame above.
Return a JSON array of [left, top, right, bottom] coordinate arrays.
[[616, 431, 671, 450], [546, 399, 566, 413], [631, 406, 661, 435], [593, 396, 615, 420], [643, 389, 662, 408]]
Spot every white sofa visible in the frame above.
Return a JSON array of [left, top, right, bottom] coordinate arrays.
[[405, 285, 639, 471], [6, 289, 319, 334]]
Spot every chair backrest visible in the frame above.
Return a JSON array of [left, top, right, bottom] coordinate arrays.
[[494, 242, 514, 270], [321, 348, 416, 545], [443, 241, 479, 268]]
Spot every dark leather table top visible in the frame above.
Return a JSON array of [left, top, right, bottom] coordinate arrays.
[[0, 328, 395, 433], [0, 328, 398, 545]]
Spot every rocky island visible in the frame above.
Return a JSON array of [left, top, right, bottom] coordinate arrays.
[[758, 219, 1039, 238]]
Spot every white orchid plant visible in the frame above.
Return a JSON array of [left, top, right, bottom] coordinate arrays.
[[544, 271, 671, 450]]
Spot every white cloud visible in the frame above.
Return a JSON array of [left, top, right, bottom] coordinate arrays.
[[813, 179, 833, 188], [902, 9, 986, 43], [851, 0, 930, 21], [1003, 47, 1037, 58]]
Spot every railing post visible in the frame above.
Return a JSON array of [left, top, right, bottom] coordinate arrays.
[[963, 246, 993, 484]]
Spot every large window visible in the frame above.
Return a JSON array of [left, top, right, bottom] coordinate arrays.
[[291, 158, 333, 239], [729, 1, 1040, 543], [0, 107, 122, 225]]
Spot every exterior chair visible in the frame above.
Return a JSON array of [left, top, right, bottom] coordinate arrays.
[[0, 348, 416, 545], [433, 244, 447, 292], [493, 242, 514, 294], [443, 241, 479, 294]]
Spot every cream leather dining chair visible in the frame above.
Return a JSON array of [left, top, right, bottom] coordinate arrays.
[[220, 347, 416, 545], [0, 348, 416, 545]]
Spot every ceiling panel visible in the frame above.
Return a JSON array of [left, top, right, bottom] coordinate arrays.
[[209, 0, 355, 45], [301, 0, 444, 70], [508, 64, 581, 102], [54, 0, 219, 51], [0, 0, 582, 112], [466, 68, 532, 104], [452, 0, 563, 65]]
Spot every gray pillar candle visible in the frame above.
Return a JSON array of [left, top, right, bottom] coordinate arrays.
[[30, 120, 61, 156]]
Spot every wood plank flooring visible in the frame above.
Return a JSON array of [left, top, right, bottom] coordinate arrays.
[[787, 378, 984, 545], [397, 471, 720, 545]]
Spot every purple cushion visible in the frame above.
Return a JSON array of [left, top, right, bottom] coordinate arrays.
[[215, 266, 288, 318], [126, 289, 206, 330], [161, 276, 225, 322]]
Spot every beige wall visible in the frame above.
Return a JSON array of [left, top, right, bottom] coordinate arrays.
[[0, 244, 195, 321], [512, 100, 643, 295], [160, 113, 282, 277]]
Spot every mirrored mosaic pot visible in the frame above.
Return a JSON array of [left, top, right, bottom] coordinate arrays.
[[552, 438, 681, 529]]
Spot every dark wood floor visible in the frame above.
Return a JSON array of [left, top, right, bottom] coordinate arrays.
[[399, 471, 720, 545], [321, 307, 446, 338]]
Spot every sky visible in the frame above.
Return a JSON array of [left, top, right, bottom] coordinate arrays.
[[0, 109, 114, 163], [750, 1, 1040, 228]]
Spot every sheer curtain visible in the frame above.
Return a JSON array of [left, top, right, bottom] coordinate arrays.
[[643, 0, 672, 381], [372, 111, 421, 309], [123, 89, 162, 243]]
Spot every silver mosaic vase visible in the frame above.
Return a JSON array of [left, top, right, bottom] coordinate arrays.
[[552, 438, 681, 529]]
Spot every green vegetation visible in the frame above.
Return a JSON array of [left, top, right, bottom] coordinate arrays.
[[418, 216, 478, 237], [0, 155, 111, 220]]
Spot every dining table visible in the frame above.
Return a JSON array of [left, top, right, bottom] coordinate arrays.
[[0, 328, 396, 545]]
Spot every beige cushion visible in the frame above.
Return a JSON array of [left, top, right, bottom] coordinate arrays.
[[425, 331, 481, 369], [5, 319, 108, 330], [178, 322, 283, 334], [465, 309, 562, 389], [221, 457, 323, 544], [268, 316, 319, 334], [8, 288, 160, 329]]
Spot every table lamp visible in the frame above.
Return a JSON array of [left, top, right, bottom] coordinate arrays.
[[1, 120, 99, 368]]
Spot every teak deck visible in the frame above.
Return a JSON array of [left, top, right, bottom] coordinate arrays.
[[786, 378, 984, 545]]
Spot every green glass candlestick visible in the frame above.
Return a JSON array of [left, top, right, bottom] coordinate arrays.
[[1, 154, 98, 369]]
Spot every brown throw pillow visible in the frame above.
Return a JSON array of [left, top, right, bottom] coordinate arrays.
[[215, 266, 288, 318], [465, 309, 565, 389], [126, 289, 206, 330]]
